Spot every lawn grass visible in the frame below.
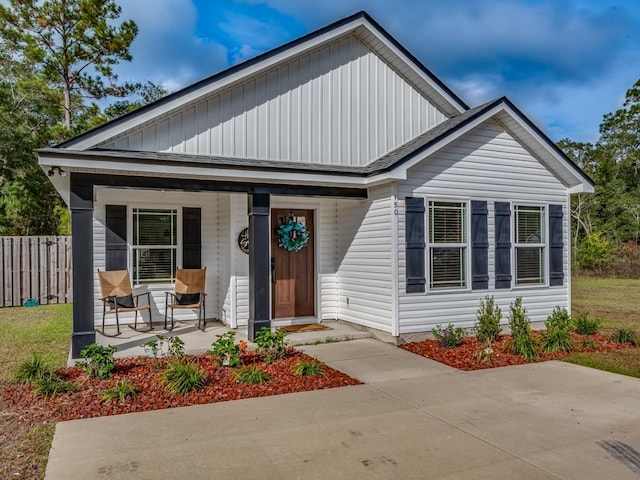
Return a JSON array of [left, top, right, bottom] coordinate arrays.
[[564, 350, 640, 378], [0, 304, 71, 480], [567, 276, 640, 378], [571, 276, 640, 329]]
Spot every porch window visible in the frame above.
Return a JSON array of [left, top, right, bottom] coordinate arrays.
[[514, 205, 545, 285], [428, 201, 467, 289], [132, 208, 178, 284]]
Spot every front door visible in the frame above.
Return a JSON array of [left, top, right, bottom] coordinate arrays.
[[271, 209, 315, 319]]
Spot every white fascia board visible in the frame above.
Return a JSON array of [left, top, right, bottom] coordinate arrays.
[[360, 20, 466, 115], [37, 153, 395, 188], [395, 102, 593, 192], [63, 20, 367, 151]]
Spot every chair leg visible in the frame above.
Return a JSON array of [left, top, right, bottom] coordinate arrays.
[[164, 304, 168, 330], [115, 308, 120, 335], [134, 309, 138, 330]]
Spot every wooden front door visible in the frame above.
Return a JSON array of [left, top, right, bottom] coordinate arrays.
[[271, 209, 315, 319]]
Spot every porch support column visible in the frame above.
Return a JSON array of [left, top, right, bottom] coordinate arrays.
[[247, 192, 271, 341], [70, 175, 95, 358]]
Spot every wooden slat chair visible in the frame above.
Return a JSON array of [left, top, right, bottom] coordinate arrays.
[[97, 270, 153, 336], [164, 268, 207, 331]]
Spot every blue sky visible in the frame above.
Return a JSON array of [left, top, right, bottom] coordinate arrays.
[[114, 0, 640, 143]]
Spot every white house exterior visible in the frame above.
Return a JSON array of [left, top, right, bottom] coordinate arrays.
[[38, 12, 593, 356]]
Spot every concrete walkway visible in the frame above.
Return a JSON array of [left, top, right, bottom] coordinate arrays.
[[46, 339, 640, 479]]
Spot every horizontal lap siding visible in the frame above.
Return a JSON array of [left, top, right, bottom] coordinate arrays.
[[336, 186, 393, 332], [398, 120, 569, 333], [99, 35, 446, 167], [93, 189, 220, 327]]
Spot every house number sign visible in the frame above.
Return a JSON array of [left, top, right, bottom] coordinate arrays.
[[238, 227, 249, 254]]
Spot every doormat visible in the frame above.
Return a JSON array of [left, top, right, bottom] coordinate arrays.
[[278, 323, 330, 333]]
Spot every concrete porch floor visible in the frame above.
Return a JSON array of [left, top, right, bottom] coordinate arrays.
[[96, 319, 372, 358]]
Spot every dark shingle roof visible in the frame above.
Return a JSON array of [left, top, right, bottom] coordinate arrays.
[[39, 98, 504, 178]]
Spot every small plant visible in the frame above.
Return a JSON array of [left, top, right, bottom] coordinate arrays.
[[255, 327, 288, 363], [292, 358, 325, 377], [541, 306, 574, 353], [77, 343, 118, 379], [235, 365, 270, 384], [572, 312, 602, 335], [208, 331, 242, 367], [14, 354, 51, 384], [508, 297, 537, 361], [161, 359, 206, 394], [33, 373, 75, 398], [475, 295, 503, 347], [102, 379, 140, 403], [144, 335, 185, 359], [433, 323, 465, 348], [612, 329, 640, 346]]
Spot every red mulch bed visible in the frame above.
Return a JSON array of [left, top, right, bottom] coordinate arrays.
[[400, 331, 638, 371], [1, 351, 360, 423]]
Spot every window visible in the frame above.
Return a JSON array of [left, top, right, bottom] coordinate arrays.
[[132, 208, 178, 284], [428, 201, 467, 289], [514, 205, 545, 285]]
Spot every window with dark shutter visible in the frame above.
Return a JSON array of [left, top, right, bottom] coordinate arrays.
[[105, 205, 127, 271], [428, 201, 467, 289], [471, 201, 488, 290], [514, 205, 545, 285], [548, 204, 564, 286], [132, 208, 178, 283], [495, 202, 512, 289], [405, 197, 426, 293]]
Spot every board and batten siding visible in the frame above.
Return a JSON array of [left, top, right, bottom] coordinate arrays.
[[336, 185, 394, 332], [98, 35, 446, 167], [92, 188, 220, 327], [397, 119, 570, 333]]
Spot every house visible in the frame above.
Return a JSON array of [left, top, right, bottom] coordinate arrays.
[[38, 11, 594, 357]]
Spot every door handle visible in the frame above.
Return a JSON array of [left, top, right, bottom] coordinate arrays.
[[271, 257, 275, 284]]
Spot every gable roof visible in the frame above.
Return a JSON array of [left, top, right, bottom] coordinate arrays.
[[39, 97, 594, 192], [56, 11, 468, 151]]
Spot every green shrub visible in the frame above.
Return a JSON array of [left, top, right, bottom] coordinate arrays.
[[77, 343, 118, 379], [208, 331, 241, 367], [572, 312, 601, 335], [575, 232, 612, 270], [292, 358, 325, 377], [14, 354, 51, 384], [255, 327, 288, 363], [161, 360, 206, 394], [541, 306, 574, 353], [102, 379, 140, 403], [612, 329, 640, 346], [475, 295, 503, 345], [33, 373, 75, 397], [433, 323, 465, 348], [508, 297, 537, 361], [235, 365, 270, 385]]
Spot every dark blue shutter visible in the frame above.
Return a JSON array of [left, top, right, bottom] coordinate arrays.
[[405, 197, 425, 293], [495, 202, 512, 289], [182, 207, 201, 269], [471, 201, 489, 290], [549, 204, 564, 286], [105, 205, 127, 270]]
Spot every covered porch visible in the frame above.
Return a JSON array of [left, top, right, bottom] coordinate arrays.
[[68, 171, 369, 357]]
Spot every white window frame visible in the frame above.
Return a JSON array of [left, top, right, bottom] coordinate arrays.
[[513, 204, 548, 287], [426, 199, 471, 292], [128, 205, 183, 287]]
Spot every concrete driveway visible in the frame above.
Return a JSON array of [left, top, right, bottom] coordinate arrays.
[[46, 339, 640, 479]]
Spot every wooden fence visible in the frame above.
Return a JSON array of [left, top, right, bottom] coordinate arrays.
[[1, 236, 72, 307]]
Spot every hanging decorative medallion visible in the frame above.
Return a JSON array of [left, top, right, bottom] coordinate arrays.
[[277, 216, 309, 252], [237, 227, 249, 254]]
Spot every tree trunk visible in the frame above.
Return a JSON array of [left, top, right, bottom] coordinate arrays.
[[63, 86, 72, 130]]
